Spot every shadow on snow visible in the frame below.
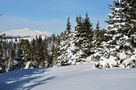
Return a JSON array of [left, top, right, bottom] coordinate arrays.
[[0, 68, 55, 90]]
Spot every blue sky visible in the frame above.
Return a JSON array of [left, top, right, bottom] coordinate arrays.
[[0, 0, 113, 34]]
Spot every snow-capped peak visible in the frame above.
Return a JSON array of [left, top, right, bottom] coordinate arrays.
[[0, 28, 51, 38]]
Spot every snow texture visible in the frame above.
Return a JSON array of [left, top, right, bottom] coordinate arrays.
[[0, 64, 136, 90]]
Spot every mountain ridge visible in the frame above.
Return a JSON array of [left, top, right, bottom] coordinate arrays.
[[0, 28, 51, 38]]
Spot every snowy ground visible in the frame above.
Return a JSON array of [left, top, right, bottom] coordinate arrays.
[[0, 64, 136, 90]]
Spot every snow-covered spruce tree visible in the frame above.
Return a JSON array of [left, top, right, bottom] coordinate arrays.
[[35, 36, 50, 68], [57, 15, 94, 66], [0, 35, 14, 72], [0, 34, 6, 73], [74, 14, 94, 61], [95, 0, 136, 68], [11, 48, 24, 70], [30, 38, 38, 67], [64, 17, 71, 36], [120, 0, 136, 68], [93, 21, 104, 47], [57, 17, 73, 66], [20, 39, 33, 69], [36, 36, 44, 67], [125, 0, 136, 45], [48, 34, 60, 67], [6, 41, 15, 72]]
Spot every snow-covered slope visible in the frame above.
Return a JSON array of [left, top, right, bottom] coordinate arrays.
[[0, 28, 51, 38], [0, 64, 136, 90]]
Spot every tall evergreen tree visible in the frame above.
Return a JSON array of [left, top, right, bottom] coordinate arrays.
[[0, 34, 6, 72], [11, 48, 24, 70], [96, 21, 100, 31], [93, 21, 106, 47], [124, 0, 136, 47], [95, 0, 136, 68], [106, 0, 136, 52], [57, 17, 72, 66], [75, 14, 93, 56], [20, 39, 32, 68], [65, 17, 71, 34]]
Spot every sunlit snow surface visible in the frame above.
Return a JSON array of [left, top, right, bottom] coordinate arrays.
[[0, 64, 136, 90]]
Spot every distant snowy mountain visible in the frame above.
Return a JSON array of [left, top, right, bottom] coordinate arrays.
[[0, 28, 51, 38]]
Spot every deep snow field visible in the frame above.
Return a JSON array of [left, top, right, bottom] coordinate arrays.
[[0, 64, 136, 90]]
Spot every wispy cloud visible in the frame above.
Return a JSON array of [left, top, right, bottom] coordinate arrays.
[[0, 15, 66, 34]]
